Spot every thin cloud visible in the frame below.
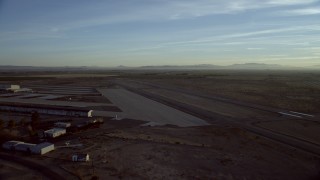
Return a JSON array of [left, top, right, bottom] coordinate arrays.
[[123, 24, 319, 53], [264, 56, 319, 60], [279, 8, 320, 16], [266, 0, 317, 5], [151, 25, 320, 48], [267, 55, 289, 57], [247, 47, 264, 50], [28, 0, 319, 31], [0, 30, 64, 42], [1, 0, 319, 67], [163, 0, 318, 19], [1, 0, 318, 38]]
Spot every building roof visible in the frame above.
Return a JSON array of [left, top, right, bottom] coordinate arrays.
[[0, 102, 91, 112], [0, 84, 18, 88], [15, 143, 36, 149], [2, 140, 24, 147], [44, 128, 66, 134], [54, 122, 71, 125], [33, 142, 54, 150]]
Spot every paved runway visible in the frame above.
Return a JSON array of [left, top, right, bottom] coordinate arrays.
[[97, 88, 209, 127]]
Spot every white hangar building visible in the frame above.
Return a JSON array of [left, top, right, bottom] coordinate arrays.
[[0, 102, 93, 117], [31, 142, 54, 155], [2, 141, 54, 155], [44, 128, 66, 138], [0, 84, 20, 91]]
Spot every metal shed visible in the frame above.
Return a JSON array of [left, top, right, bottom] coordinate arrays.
[[44, 128, 66, 138], [0, 102, 93, 117], [31, 142, 54, 155], [0, 84, 20, 91]]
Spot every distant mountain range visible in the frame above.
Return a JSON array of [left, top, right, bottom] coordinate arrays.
[[222, 63, 285, 70], [138, 64, 222, 70], [0, 63, 319, 72], [138, 63, 299, 70], [0, 65, 103, 72]]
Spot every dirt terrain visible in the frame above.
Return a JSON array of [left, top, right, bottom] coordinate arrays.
[[255, 119, 320, 146], [122, 70, 320, 113], [45, 120, 320, 180], [0, 159, 47, 180], [0, 70, 320, 180]]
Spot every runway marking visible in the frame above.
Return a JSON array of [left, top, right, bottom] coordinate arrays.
[[289, 111, 314, 117], [278, 112, 302, 118]]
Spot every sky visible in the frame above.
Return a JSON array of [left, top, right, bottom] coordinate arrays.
[[0, 0, 319, 67]]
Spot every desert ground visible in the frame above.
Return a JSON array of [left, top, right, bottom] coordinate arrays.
[[0, 158, 47, 180], [0, 70, 320, 180]]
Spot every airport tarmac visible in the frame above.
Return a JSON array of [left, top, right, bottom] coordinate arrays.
[[97, 88, 209, 127]]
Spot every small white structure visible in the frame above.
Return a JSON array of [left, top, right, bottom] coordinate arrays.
[[4, 84, 20, 91], [44, 128, 66, 138], [72, 154, 90, 162], [31, 142, 54, 155], [88, 110, 93, 118], [54, 122, 71, 128], [9, 85, 20, 90]]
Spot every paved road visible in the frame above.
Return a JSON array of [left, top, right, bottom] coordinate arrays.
[[118, 79, 318, 121], [113, 80, 320, 156], [97, 88, 209, 127]]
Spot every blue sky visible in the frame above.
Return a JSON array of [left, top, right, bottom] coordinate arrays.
[[0, 0, 319, 67]]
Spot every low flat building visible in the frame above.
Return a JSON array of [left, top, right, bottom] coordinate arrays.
[[2, 140, 24, 150], [54, 122, 71, 128], [14, 143, 36, 152], [3, 141, 36, 152], [0, 102, 93, 117], [0, 84, 20, 91], [2, 141, 54, 155], [31, 142, 54, 155], [44, 128, 66, 138]]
